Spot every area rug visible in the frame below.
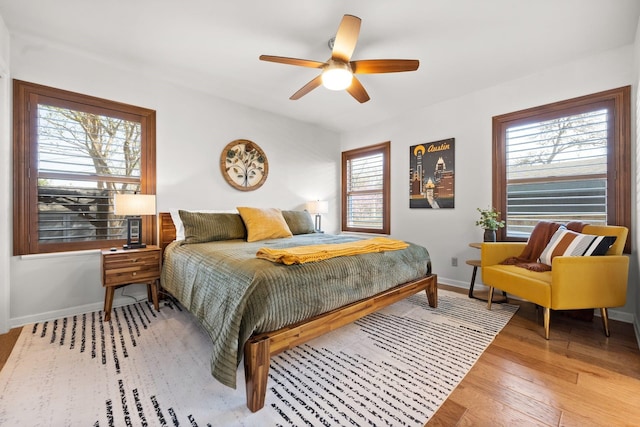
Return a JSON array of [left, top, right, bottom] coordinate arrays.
[[0, 289, 518, 426]]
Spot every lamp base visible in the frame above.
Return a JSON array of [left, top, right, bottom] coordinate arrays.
[[314, 214, 324, 233], [123, 243, 147, 250], [124, 216, 146, 249]]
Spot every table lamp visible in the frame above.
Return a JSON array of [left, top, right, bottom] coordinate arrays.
[[114, 193, 156, 249], [306, 200, 329, 233]]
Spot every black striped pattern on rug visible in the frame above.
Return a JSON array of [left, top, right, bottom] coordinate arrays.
[[32, 300, 163, 371], [26, 299, 213, 427], [1, 291, 517, 426], [266, 294, 517, 426]]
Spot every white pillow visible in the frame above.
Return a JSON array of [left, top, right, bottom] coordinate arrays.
[[169, 209, 237, 241]]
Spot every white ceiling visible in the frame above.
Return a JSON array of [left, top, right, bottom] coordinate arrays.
[[0, 1, 638, 133]]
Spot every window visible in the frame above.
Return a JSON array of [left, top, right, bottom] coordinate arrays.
[[342, 141, 390, 234], [492, 86, 630, 252], [13, 80, 156, 255]]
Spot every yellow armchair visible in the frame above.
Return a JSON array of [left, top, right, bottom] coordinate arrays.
[[481, 225, 629, 339]]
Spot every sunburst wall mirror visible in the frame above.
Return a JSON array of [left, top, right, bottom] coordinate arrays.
[[220, 139, 269, 191]]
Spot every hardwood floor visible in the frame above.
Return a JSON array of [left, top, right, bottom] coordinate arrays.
[[1, 285, 638, 426], [0, 326, 22, 372], [429, 285, 640, 426]]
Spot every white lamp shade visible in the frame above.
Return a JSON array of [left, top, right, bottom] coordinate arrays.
[[114, 194, 156, 216], [306, 200, 329, 215]]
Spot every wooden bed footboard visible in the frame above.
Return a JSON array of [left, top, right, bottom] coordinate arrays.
[[157, 212, 437, 413], [244, 273, 437, 412]]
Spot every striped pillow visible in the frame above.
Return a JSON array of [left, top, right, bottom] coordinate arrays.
[[538, 227, 616, 267]]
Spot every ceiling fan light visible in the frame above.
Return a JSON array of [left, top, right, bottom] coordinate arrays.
[[321, 63, 353, 90]]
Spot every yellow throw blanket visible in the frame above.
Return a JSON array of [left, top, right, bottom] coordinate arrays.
[[256, 237, 410, 265]]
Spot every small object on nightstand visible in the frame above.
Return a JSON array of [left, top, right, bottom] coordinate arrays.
[[100, 246, 161, 321]]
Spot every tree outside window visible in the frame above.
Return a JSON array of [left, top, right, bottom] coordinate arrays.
[[492, 86, 630, 252]]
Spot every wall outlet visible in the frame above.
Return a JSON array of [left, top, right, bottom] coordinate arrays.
[[451, 257, 458, 267]]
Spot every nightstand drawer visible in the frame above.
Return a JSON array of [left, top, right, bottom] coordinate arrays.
[[103, 266, 160, 286], [101, 249, 161, 287]]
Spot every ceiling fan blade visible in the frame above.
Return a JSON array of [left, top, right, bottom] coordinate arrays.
[[290, 75, 323, 100], [259, 55, 325, 69], [331, 14, 361, 63], [351, 59, 420, 74], [346, 77, 370, 103]]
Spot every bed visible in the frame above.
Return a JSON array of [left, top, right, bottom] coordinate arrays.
[[158, 209, 437, 412]]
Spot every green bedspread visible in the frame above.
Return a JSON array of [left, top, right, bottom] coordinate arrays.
[[160, 233, 431, 388]]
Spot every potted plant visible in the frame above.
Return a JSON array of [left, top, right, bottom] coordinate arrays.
[[475, 207, 505, 241]]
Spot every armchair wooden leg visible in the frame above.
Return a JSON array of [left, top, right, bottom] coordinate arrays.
[[600, 308, 611, 337], [543, 307, 550, 340], [487, 287, 495, 310]]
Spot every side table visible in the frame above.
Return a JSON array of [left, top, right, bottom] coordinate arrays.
[[101, 246, 161, 321], [467, 243, 507, 303]]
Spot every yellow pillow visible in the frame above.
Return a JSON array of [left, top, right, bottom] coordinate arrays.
[[237, 207, 293, 242]]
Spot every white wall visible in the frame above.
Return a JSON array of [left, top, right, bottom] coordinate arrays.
[[0, 15, 10, 334], [341, 45, 638, 322], [6, 33, 340, 328], [4, 28, 639, 330]]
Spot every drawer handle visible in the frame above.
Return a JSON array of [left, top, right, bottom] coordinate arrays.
[[131, 259, 139, 263], [132, 272, 137, 276]]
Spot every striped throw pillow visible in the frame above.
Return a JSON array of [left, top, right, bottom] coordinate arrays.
[[538, 227, 617, 267]]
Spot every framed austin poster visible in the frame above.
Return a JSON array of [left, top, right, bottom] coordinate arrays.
[[409, 138, 455, 208]]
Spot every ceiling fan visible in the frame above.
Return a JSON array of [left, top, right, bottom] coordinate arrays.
[[259, 14, 420, 103]]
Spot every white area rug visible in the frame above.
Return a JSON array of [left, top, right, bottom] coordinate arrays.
[[0, 290, 517, 426]]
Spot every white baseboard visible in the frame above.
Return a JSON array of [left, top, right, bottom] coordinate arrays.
[[601, 309, 635, 324], [438, 278, 471, 289], [9, 292, 150, 329]]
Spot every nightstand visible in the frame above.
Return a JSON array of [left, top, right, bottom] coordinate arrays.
[[100, 246, 161, 321]]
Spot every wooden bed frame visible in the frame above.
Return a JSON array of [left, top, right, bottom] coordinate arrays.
[[157, 212, 438, 412]]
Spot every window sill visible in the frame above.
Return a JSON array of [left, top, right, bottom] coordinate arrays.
[[19, 249, 101, 260]]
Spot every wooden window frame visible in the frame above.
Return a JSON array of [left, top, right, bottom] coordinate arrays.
[[13, 80, 157, 255], [341, 141, 391, 234], [492, 86, 631, 252]]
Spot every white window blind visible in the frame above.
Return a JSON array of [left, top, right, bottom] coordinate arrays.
[[346, 152, 384, 230], [505, 109, 608, 237], [37, 104, 142, 244]]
